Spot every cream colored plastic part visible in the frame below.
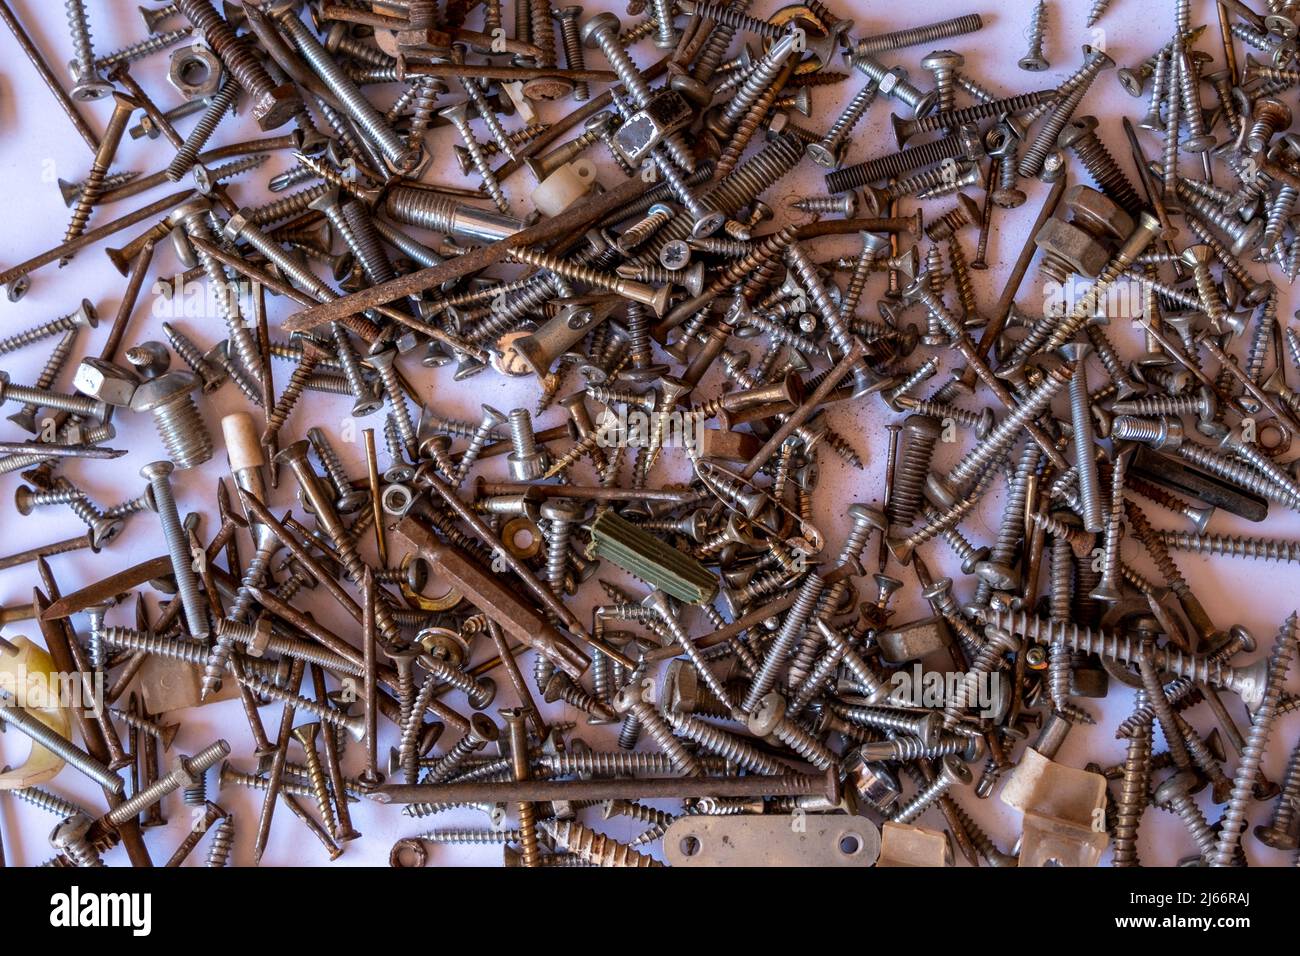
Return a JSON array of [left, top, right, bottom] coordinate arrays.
[[0, 636, 72, 790], [1001, 747, 1109, 867], [530, 160, 597, 217], [876, 821, 954, 867], [222, 411, 266, 473]]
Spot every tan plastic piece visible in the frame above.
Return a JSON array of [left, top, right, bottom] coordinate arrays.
[[0, 635, 72, 790], [222, 411, 266, 473], [1001, 746, 1109, 867], [876, 821, 954, 867], [530, 160, 597, 217]]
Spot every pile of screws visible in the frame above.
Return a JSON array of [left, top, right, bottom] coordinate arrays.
[[1, 0, 1300, 868]]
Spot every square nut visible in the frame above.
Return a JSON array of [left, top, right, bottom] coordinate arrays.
[[612, 90, 692, 166], [74, 358, 139, 407]]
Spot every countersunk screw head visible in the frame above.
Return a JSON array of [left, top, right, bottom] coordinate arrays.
[[139, 459, 176, 483], [467, 713, 500, 745]]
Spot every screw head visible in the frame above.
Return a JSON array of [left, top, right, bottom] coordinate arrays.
[[139, 459, 175, 483], [581, 11, 621, 47], [747, 692, 787, 737]]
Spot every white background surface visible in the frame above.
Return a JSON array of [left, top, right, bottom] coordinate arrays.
[[0, 0, 1298, 867]]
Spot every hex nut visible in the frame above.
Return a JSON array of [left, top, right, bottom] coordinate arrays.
[[1033, 218, 1114, 278], [168, 43, 224, 101], [73, 358, 140, 407]]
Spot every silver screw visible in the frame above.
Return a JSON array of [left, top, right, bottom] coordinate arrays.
[[1018, 0, 1050, 72], [141, 459, 209, 639]]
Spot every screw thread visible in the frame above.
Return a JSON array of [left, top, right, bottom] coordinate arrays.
[[1212, 616, 1297, 865]]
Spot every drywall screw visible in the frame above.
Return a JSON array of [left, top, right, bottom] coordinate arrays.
[[7, 329, 80, 434], [58, 170, 137, 205], [15, 481, 122, 548], [455, 405, 508, 483], [1212, 615, 1297, 865], [440, 103, 510, 214], [290, 723, 338, 838], [0, 300, 95, 356], [140, 459, 209, 638], [64, 0, 111, 100], [307, 426, 368, 513], [96, 26, 190, 71], [1018, 1, 1050, 71], [161, 322, 224, 393], [612, 685, 703, 775], [710, 32, 799, 139]]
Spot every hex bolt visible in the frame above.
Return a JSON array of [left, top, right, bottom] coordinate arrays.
[[174, 0, 299, 129], [0, 371, 108, 421], [106, 740, 231, 826], [848, 53, 938, 118]]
